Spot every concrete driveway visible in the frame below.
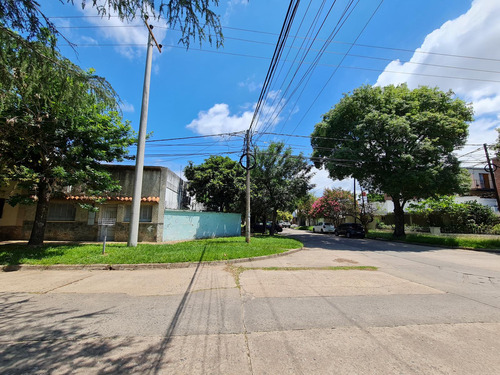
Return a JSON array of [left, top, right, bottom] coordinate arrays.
[[1, 229, 500, 374]]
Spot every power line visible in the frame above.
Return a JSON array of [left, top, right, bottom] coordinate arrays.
[[145, 131, 245, 143], [248, 0, 300, 132], [50, 17, 500, 64]]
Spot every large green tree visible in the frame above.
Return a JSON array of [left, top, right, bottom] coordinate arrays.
[[184, 155, 245, 212], [0, 32, 135, 246], [311, 84, 473, 237], [252, 142, 314, 235]]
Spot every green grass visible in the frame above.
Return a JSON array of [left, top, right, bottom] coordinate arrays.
[[367, 230, 500, 250], [297, 226, 313, 231], [0, 236, 303, 266]]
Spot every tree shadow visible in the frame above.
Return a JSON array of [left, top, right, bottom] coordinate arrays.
[[282, 230, 498, 254], [0, 294, 121, 374], [0, 244, 67, 266]]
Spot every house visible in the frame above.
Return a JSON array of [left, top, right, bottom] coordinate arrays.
[[0, 165, 241, 242]]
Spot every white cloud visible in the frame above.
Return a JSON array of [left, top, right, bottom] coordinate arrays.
[[120, 101, 135, 113], [238, 77, 262, 92], [223, 0, 249, 24], [187, 90, 286, 135], [79, 6, 167, 59], [186, 103, 254, 134], [374, 0, 500, 145], [310, 167, 354, 196]]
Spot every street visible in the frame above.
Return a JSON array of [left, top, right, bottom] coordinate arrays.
[[1, 229, 500, 374]]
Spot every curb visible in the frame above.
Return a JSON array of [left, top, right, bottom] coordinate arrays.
[[367, 236, 500, 253], [1, 247, 304, 272]]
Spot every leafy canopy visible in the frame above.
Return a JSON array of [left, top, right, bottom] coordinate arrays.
[[252, 142, 314, 222], [0, 31, 135, 194], [309, 188, 353, 226], [0, 0, 223, 48], [184, 155, 245, 212], [312, 84, 472, 201]]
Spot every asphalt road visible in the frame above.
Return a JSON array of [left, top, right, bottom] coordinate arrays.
[[1, 230, 500, 374]]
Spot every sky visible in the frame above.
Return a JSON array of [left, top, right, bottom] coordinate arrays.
[[39, 0, 498, 196]]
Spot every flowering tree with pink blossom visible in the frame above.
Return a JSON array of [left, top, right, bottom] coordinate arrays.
[[309, 188, 354, 226]]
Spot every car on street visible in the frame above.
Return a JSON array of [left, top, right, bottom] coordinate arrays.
[[251, 222, 283, 233], [335, 223, 365, 238], [313, 222, 335, 233], [279, 221, 291, 228]]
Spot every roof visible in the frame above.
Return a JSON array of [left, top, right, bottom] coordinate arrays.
[[65, 196, 160, 203]]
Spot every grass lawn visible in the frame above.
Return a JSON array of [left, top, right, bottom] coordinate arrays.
[[297, 226, 313, 231], [367, 230, 500, 250], [0, 236, 303, 266]]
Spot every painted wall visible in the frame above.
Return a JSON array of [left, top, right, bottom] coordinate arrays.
[[163, 210, 241, 241]]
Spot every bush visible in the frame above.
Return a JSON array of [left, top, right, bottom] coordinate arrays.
[[376, 221, 392, 230], [408, 196, 496, 234], [490, 224, 500, 235]]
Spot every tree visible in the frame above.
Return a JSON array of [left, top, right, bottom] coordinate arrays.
[[277, 210, 293, 222], [309, 188, 353, 226], [0, 33, 135, 246], [311, 84, 473, 237], [0, 0, 223, 48], [184, 155, 245, 212], [296, 193, 316, 226], [252, 142, 314, 235]]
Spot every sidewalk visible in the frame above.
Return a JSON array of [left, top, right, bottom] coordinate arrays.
[[2, 230, 500, 374]]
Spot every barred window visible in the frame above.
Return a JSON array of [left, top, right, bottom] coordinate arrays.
[[123, 205, 153, 222], [47, 203, 76, 221]]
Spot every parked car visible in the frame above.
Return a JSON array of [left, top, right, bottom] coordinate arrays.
[[313, 222, 335, 233], [268, 221, 283, 232], [335, 223, 365, 238], [251, 222, 283, 233], [279, 221, 291, 228]]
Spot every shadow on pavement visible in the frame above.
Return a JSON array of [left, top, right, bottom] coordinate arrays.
[[0, 294, 120, 374], [282, 229, 484, 254]]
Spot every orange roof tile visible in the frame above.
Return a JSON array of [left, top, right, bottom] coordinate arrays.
[[65, 196, 159, 203]]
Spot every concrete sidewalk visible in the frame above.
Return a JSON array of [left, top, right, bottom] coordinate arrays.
[[1, 230, 500, 374]]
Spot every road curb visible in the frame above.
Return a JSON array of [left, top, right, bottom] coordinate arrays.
[[1, 247, 304, 272]]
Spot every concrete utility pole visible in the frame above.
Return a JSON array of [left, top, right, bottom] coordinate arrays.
[[128, 20, 162, 247], [245, 130, 251, 243], [483, 143, 500, 211]]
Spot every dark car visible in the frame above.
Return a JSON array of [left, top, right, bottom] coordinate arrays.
[[251, 222, 283, 233], [335, 223, 365, 238]]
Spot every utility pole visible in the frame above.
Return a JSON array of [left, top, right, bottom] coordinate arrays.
[[245, 130, 251, 243], [128, 20, 162, 247], [483, 143, 500, 211]]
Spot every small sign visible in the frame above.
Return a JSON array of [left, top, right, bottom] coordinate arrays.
[[98, 218, 116, 226]]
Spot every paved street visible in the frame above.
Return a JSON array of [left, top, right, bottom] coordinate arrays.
[[1, 229, 500, 374]]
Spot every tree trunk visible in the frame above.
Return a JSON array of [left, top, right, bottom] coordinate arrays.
[[269, 210, 277, 236], [393, 199, 406, 237], [28, 181, 51, 246]]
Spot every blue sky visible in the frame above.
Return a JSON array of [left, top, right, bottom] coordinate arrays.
[[40, 0, 497, 195]]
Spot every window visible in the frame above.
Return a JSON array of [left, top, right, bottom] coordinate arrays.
[[47, 203, 76, 221], [0, 198, 5, 219], [479, 174, 491, 189], [124, 205, 153, 222]]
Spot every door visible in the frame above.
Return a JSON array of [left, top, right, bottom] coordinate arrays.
[[99, 205, 117, 241]]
